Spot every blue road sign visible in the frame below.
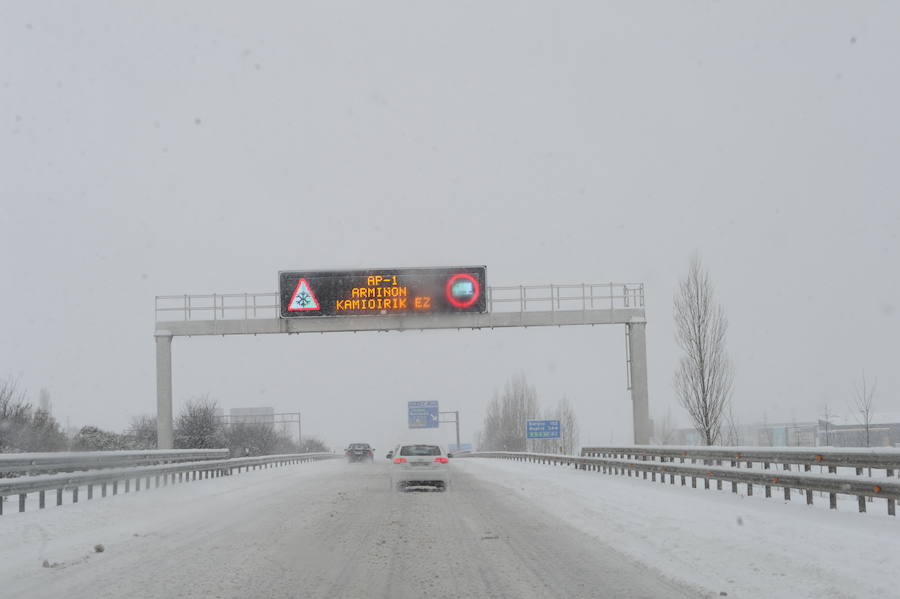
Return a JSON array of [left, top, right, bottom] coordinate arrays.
[[408, 401, 439, 429], [526, 419, 561, 439]]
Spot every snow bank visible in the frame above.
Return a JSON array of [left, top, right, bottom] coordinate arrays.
[[456, 458, 899, 599]]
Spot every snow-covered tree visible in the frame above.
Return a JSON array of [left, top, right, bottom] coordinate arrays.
[[175, 396, 225, 449]]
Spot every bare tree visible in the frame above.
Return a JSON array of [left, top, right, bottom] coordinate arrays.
[[722, 405, 742, 447], [851, 371, 877, 447], [0, 377, 32, 451], [225, 421, 279, 456], [821, 403, 833, 446], [556, 396, 579, 455], [652, 406, 676, 445], [480, 373, 539, 451], [759, 411, 774, 446], [72, 425, 127, 451], [0, 377, 67, 452], [299, 436, 329, 453], [673, 254, 734, 446], [126, 415, 158, 449]]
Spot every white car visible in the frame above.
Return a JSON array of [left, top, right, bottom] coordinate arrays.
[[389, 443, 451, 491]]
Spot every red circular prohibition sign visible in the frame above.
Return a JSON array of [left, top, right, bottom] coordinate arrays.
[[445, 273, 480, 309]]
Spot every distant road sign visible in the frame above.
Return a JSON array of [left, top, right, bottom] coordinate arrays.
[[526, 420, 561, 439], [408, 401, 439, 429], [278, 267, 486, 318]]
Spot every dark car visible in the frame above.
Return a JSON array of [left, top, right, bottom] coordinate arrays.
[[345, 443, 374, 463]]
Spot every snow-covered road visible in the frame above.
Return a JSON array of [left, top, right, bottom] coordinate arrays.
[[3, 457, 895, 598], [1, 459, 697, 598]]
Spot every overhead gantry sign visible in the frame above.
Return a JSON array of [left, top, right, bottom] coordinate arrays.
[[154, 267, 650, 449], [279, 266, 487, 317]]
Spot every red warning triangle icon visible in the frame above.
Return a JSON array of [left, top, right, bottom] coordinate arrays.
[[287, 278, 320, 311]]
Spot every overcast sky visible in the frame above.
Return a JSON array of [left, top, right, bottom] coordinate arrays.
[[1, 2, 898, 451]]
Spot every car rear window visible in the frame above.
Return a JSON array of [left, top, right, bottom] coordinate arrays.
[[350, 444, 370, 449], [399, 445, 441, 456]]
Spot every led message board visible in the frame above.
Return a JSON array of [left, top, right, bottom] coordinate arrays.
[[278, 266, 487, 318]]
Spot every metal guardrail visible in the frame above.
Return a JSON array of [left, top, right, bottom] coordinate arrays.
[[155, 283, 645, 322], [461, 451, 900, 516], [0, 449, 229, 475], [581, 446, 900, 475], [0, 452, 339, 515]]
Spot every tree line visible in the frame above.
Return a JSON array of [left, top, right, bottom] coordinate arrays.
[[478, 373, 579, 454], [0, 379, 326, 455]]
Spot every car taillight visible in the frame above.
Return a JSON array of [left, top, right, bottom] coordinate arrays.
[[434, 457, 448, 463], [393, 457, 407, 463]]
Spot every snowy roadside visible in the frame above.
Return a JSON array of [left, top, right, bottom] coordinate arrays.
[[0, 459, 341, 592], [455, 457, 898, 599]]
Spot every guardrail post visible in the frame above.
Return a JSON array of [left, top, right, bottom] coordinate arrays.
[[858, 496, 866, 513], [113, 481, 119, 495], [72, 487, 78, 503], [806, 490, 813, 505], [88, 484, 93, 500], [731, 481, 738, 494], [889, 499, 896, 516], [783, 487, 790, 500], [101, 483, 107, 498], [19, 494, 26, 512], [56, 488, 62, 506], [39, 490, 46, 508], [829, 493, 837, 509], [747, 483, 753, 496]]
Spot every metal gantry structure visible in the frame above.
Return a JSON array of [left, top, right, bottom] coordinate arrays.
[[439, 411, 461, 450], [154, 282, 650, 449]]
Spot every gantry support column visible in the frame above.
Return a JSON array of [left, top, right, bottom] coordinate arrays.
[[627, 319, 651, 445], [155, 331, 174, 449]]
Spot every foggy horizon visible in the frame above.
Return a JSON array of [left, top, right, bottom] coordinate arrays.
[[2, 2, 897, 452]]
